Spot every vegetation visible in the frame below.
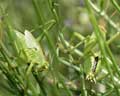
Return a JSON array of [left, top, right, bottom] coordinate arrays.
[[0, 0, 120, 96]]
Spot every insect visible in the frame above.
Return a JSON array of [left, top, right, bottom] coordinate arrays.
[[15, 30, 48, 75], [86, 56, 99, 83], [91, 56, 99, 73]]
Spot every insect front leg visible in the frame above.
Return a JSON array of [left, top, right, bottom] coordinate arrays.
[[26, 62, 34, 76]]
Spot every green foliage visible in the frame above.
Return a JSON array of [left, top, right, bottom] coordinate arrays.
[[0, 0, 120, 96]]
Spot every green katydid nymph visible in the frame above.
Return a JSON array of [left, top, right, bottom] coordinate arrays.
[[15, 30, 49, 75]]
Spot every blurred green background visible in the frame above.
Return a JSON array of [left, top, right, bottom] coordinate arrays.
[[0, 0, 120, 96]]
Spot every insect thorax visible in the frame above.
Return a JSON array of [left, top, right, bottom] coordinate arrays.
[[24, 48, 49, 71]]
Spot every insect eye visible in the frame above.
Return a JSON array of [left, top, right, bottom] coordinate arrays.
[[27, 62, 30, 66]]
